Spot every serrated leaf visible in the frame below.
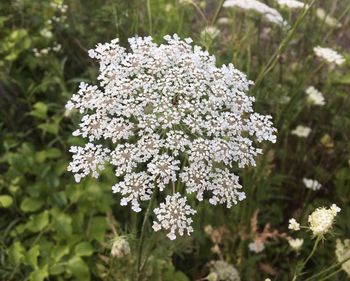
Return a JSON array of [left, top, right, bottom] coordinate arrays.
[[74, 242, 94, 257], [8, 241, 25, 265], [26, 245, 40, 269], [28, 264, 48, 281], [0, 195, 13, 208]]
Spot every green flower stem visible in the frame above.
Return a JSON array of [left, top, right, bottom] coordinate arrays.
[[253, 0, 317, 90], [292, 236, 321, 281], [147, 0, 152, 35], [136, 186, 158, 280], [210, 0, 225, 26], [304, 255, 350, 281]]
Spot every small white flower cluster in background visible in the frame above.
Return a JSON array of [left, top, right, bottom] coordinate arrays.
[[305, 86, 325, 106], [291, 125, 311, 138], [111, 236, 131, 258], [288, 238, 304, 251], [66, 35, 277, 239], [303, 178, 322, 191], [50, 1, 68, 23], [33, 43, 62, 57], [316, 8, 341, 28], [288, 218, 300, 231], [313, 46, 345, 66], [276, 0, 306, 9], [200, 26, 220, 45], [208, 260, 241, 281], [223, 0, 286, 26], [289, 204, 341, 237], [335, 239, 350, 276]]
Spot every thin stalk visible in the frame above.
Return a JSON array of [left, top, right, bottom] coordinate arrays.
[[147, 0, 152, 35], [319, 268, 343, 281], [253, 0, 317, 90], [304, 255, 350, 281], [136, 186, 158, 280], [292, 236, 321, 281], [210, 0, 225, 26]]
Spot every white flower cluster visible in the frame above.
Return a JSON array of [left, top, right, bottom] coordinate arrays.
[[276, 0, 306, 9], [66, 35, 276, 239], [308, 204, 341, 237], [291, 125, 311, 138], [313, 46, 345, 66], [305, 86, 325, 106], [209, 260, 241, 281], [289, 204, 341, 237], [288, 238, 303, 251], [224, 0, 285, 26], [316, 8, 341, 28], [335, 239, 350, 276], [302, 178, 321, 191], [152, 193, 196, 240]]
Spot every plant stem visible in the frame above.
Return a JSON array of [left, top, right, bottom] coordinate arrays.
[[136, 186, 158, 280], [304, 255, 350, 281], [253, 0, 317, 90], [147, 0, 152, 35], [292, 236, 321, 281], [210, 0, 225, 26]]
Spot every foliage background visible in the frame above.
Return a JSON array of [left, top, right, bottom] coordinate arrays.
[[0, 0, 349, 280]]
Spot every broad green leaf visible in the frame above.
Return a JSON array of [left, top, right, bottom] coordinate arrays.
[[20, 197, 44, 212], [8, 241, 25, 265], [51, 245, 70, 262], [28, 264, 48, 281], [67, 256, 90, 281], [49, 263, 66, 275], [26, 245, 40, 269], [30, 102, 48, 119], [26, 211, 49, 232], [74, 242, 94, 257], [88, 216, 108, 242], [51, 210, 72, 237], [0, 195, 13, 208]]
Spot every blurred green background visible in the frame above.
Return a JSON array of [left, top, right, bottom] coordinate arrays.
[[0, 0, 350, 280]]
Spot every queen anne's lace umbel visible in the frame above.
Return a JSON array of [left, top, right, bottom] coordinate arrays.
[[66, 35, 276, 239]]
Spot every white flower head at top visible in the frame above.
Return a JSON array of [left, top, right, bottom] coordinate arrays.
[[288, 238, 304, 251], [152, 193, 196, 240], [308, 204, 341, 237], [66, 35, 277, 239], [303, 178, 322, 191], [276, 0, 307, 9], [288, 218, 300, 231], [305, 86, 325, 106], [291, 125, 311, 138], [313, 46, 345, 66], [224, 0, 286, 26]]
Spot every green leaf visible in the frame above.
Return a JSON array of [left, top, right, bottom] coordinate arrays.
[[67, 256, 90, 281], [51, 210, 72, 237], [88, 216, 108, 242], [26, 211, 49, 232], [28, 264, 48, 281], [51, 245, 70, 262], [0, 195, 13, 208], [74, 242, 94, 257], [8, 241, 25, 265], [30, 102, 48, 119], [26, 245, 40, 269], [20, 197, 44, 212]]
